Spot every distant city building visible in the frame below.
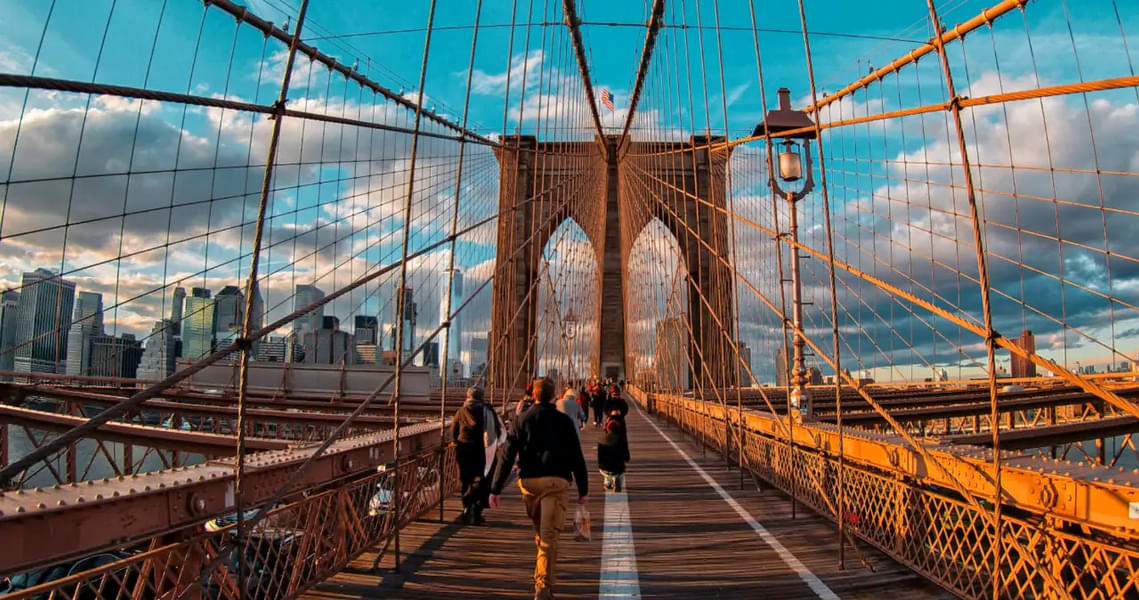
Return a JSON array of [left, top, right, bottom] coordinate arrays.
[[255, 336, 289, 362], [66, 291, 104, 376], [293, 284, 325, 336], [1010, 330, 1037, 379], [938, 368, 949, 382], [439, 268, 464, 374], [170, 286, 186, 335], [469, 335, 489, 370], [354, 315, 378, 346], [423, 341, 440, 369], [655, 316, 689, 390], [88, 333, 143, 380], [214, 285, 244, 338], [181, 287, 216, 360], [775, 346, 789, 387], [138, 320, 179, 381], [445, 358, 464, 382], [356, 344, 378, 364], [14, 268, 76, 374], [738, 342, 753, 386], [302, 316, 357, 364], [808, 366, 823, 385], [213, 284, 263, 359], [395, 286, 417, 358], [0, 289, 20, 377]]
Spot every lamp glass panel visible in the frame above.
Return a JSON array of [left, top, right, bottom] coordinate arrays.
[[779, 150, 802, 181]]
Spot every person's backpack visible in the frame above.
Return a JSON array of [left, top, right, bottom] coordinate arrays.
[[482, 404, 502, 448]]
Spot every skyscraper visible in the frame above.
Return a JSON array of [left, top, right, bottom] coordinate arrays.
[[439, 268, 463, 373], [181, 287, 216, 360], [88, 333, 143, 380], [738, 342, 753, 387], [775, 346, 790, 387], [66, 291, 104, 376], [301, 316, 357, 364], [0, 289, 20, 377], [354, 315, 378, 346], [14, 268, 76, 374], [1010, 330, 1037, 379], [395, 286, 417, 358], [170, 286, 186, 334], [469, 335, 488, 372], [213, 285, 244, 345], [138, 319, 178, 381], [293, 284, 325, 336]]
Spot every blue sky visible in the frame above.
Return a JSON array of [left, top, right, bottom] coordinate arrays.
[[1, 0, 1138, 380]]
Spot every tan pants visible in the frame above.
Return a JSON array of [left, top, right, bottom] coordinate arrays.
[[518, 476, 571, 593]]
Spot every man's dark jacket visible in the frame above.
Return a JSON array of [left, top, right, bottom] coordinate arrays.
[[491, 402, 588, 497]]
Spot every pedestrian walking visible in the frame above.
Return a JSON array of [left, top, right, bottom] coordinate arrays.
[[604, 389, 629, 421], [598, 408, 630, 492], [590, 383, 607, 427], [556, 387, 587, 437], [450, 386, 503, 525], [514, 381, 536, 419], [489, 377, 589, 600], [576, 386, 590, 428]]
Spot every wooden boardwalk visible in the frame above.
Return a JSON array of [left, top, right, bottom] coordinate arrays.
[[303, 403, 953, 599]]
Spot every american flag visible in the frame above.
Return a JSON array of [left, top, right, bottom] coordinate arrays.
[[600, 88, 614, 111]]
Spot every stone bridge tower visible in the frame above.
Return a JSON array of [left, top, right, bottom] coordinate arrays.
[[489, 135, 736, 392]]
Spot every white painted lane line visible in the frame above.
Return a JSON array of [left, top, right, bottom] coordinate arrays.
[[637, 405, 841, 600], [599, 480, 641, 598]]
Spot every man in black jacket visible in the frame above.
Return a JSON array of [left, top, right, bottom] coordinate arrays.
[[489, 377, 588, 600]]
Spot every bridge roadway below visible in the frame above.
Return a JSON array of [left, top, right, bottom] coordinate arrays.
[[301, 402, 952, 599]]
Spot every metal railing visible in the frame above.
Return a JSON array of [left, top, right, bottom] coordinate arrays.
[[0, 445, 457, 599], [631, 387, 1139, 599]]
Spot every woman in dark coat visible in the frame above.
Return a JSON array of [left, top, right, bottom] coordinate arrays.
[[597, 409, 630, 492]]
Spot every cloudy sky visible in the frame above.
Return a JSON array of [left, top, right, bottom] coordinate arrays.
[[0, 0, 1136, 381]]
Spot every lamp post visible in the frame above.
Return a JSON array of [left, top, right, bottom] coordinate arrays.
[[562, 306, 579, 384], [754, 88, 817, 420]]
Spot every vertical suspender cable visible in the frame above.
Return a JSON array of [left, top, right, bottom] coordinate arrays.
[[438, 0, 485, 524], [392, 0, 438, 572], [794, 0, 847, 569], [922, 2, 1003, 596], [234, 1, 310, 595]]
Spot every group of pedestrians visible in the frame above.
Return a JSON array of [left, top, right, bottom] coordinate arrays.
[[449, 377, 632, 600]]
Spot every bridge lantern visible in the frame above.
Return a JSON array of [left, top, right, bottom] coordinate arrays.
[[753, 87, 817, 201], [778, 139, 803, 182], [563, 306, 579, 341]]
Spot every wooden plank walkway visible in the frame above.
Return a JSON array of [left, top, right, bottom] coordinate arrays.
[[303, 402, 954, 599]]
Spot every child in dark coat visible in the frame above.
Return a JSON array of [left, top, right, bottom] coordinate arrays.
[[597, 409, 630, 492]]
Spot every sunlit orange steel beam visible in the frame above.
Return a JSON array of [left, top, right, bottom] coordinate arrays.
[[635, 74, 1139, 158], [807, 0, 1030, 113], [646, 392, 1139, 545]]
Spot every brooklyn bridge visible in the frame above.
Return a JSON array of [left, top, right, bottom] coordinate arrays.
[[1, 0, 1138, 597]]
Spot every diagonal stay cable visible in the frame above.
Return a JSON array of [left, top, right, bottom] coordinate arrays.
[[617, 0, 665, 152], [562, 0, 606, 150]]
